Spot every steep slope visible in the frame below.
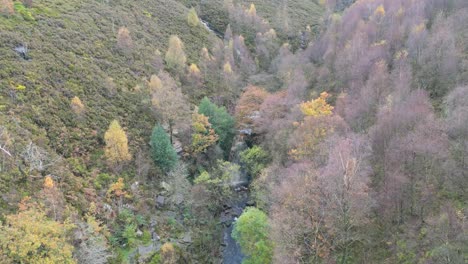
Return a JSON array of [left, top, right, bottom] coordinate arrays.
[[0, 0, 215, 167]]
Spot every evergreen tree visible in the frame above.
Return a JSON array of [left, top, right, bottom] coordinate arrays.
[[198, 97, 235, 158], [150, 125, 178, 172]]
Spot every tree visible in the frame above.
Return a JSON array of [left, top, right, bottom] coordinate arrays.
[[0, 0, 14, 15], [240, 145, 270, 177], [150, 124, 178, 173], [75, 215, 110, 264], [0, 201, 75, 264], [235, 86, 269, 129], [104, 120, 131, 165], [198, 97, 235, 158], [165, 35, 186, 73], [300, 92, 334, 117], [70, 96, 85, 115], [160, 243, 178, 264], [190, 111, 218, 154], [150, 72, 190, 143], [107, 177, 128, 211], [116, 27, 133, 54], [247, 4, 257, 17], [40, 175, 65, 221], [232, 207, 273, 264], [187, 7, 199, 27]]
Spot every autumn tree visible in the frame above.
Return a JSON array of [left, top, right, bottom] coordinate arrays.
[[104, 120, 131, 166], [0, 0, 14, 15], [187, 7, 199, 27], [165, 35, 187, 73], [198, 97, 235, 158], [235, 85, 268, 129], [190, 111, 218, 154], [160, 243, 178, 264], [107, 177, 128, 210], [117, 27, 133, 54], [75, 215, 110, 264], [150, 72, 190, 143], [150, 124, 178, 173], [271, 164, 330, 263], [70, 96, 85, 115], [300, 92, 334, 117], [0, 201, 75, 263], [232, 207, 273, 264], [40, 175, 65, 221]]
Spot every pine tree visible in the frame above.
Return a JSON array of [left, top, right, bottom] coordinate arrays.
[[150, 125, 178, 172], [165, 35, 187, 73], [187, 7, 199, 27], [104, 120, 131, 164]]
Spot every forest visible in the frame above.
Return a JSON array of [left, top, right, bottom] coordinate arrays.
[[0, 0, 467, 263]]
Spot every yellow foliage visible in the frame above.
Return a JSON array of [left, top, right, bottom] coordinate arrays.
[[187, 7, 200, 27], [148, 74, 163, 94], [107, 177, 127, 198], [299, 92, 334, 117], [374, 5, 385, 17], [248, 3, 256, 17], [412, 23, 425, 34], [0, 206, 76, 264], [372, 40, 387, 47], [165, 35, 186, 71], [104, 120, 131, 164], [161, 243, 177, 264], [223, 61, 232, 74], [191, 112, 218, 154], [70, 96, 85, 115], [43, 175, 55, 189], [289, 126, 329, 161], [189, 63, 200, 75]]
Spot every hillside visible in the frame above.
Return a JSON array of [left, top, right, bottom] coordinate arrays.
[[1, 0, 467, 263]]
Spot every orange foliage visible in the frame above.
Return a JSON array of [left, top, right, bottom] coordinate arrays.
[[236, 85, 269, 128]]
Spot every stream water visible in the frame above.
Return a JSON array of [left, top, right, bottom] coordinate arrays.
[[221, 189, 249, 264], [220, 140, 251, 263]]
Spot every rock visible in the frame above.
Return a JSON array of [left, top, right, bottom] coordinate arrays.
[[181, 233, 192, 244], [160, 181, 171, 192], [136, 229, 143, 237], [246, 200, 255, 206], [156, 195, 165, 207], [131, 181, 139, 192], [138, 243, 160, 263], [239, 129, 252, 136], [151, 231, 160, 241]]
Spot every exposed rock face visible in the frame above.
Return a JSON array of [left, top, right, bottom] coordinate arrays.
[[156, 195, 165, 208]]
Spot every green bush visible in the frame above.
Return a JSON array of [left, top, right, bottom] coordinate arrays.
[[232, 207, 273, 264], [240, 145, 270, 177]]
